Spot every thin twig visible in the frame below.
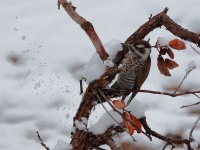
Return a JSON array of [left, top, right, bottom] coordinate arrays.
[[80, 79, 83, 94], [192, 93, 200, 99], [171, 143, 175, 150], [57, 0, 61, 9], [162, 142, 169, 150], [173, 68, 195, 95], [189, 116, 200, 141], [163, 143, 175, 150], [181, 101, 200, 108], [190, 44, 200, 55], [148, 14, 153, 20], [36, 131, 51, 150], [105, 88, 200, 98]]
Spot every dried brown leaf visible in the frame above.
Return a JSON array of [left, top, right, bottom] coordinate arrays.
[[112, 100, 126, 109], [165, 59, 179, 70], [130, 114, 142, 133], [166, 48, 174, 59], [169, 39, 186, 50], [123, 112, 135, 135], [160, 46, 168, 55], [157, 56, 171, 76]]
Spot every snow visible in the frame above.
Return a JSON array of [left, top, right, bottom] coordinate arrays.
[[1, 0, 200, 150], [74, 117, 88, 131], [104, 39, 123, 59], [157, 37, 169, 46], [185, 60, 196, 73], [80, 52, 106, 84], [191, 141, 198, 150], [74, 118, 87, 131], [104, 58, 114, 67], [52, 140, 72, 150], [80, 39, 122, 84], [81, 117, 88, 125], [125, 98, 146, 118], [89, 109, 123, 135], [103, 40, 123, 67]]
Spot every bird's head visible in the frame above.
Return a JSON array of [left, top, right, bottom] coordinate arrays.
[[122, 40, 151, 60]]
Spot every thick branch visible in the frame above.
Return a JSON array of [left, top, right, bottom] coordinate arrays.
[[58, 0, 109, 61], [115, 7, 200, 64], [71, 68, 120, 149], [70, 89, 94, 149], [163, 15, 200, 46]]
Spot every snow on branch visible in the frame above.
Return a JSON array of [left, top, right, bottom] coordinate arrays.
[[57, 3, 200, 149]]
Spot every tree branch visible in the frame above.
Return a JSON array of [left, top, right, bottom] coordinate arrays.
[[36, 131, 51, 150], [189, 116, 200, 141], [115, 7, 200, 64], [104, 88, 200, 98], [58, 0, 109, 61], [181, 101, 200, 108]]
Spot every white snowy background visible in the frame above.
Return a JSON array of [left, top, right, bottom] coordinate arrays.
[[1, 0, 200, 150]]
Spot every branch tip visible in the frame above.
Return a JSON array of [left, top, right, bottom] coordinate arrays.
[[163, 7, 169, 14], [36, 131, 51, 150], [57, 1, 60, 9]]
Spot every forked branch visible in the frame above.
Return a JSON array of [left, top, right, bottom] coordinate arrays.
[[58, 2, 200, 149]]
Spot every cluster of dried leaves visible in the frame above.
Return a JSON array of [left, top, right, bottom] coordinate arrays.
[[112, 100, 142, 135], [156, 39, 186, 76]]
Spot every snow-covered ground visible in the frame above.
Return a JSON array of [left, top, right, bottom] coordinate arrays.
[[1, 0, 200, 150]]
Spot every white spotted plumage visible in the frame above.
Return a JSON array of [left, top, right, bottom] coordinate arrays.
[[111, 40, 151, 104]]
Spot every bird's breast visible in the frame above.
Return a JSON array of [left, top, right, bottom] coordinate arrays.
[[112, 53, 146, 90]]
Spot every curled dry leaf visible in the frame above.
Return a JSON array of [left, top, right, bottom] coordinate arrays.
[[112, 100, 126, 109], [169, 39, 186, 50], [165, 59, 179, 70], [157, 56, 171, 76], [159, 46, 174, 59], [123, 112, 135, 135], [160, 46, 168, 55], [123, 112, 131, 122], [130, 114, 142, 133], [166, 48, 174, 59]]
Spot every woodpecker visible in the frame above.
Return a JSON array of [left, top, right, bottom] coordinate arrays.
[[111, 39, 151, 105]]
